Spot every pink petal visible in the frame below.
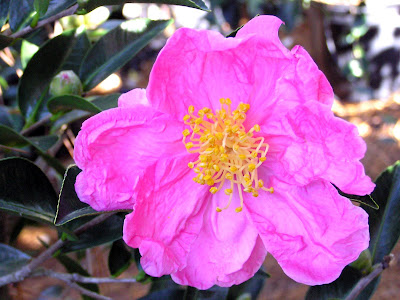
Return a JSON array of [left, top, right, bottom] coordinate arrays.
[[118, 88, 149, 108], [246, 180, 369, 285], [263, 101, 374, 196], [74, 105, 185, 211], [171, 187, 266, 289], [123, 154, 209, 277], [147, 18, 293, 121]]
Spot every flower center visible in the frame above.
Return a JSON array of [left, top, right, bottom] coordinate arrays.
[[182, 98, 274, 213]]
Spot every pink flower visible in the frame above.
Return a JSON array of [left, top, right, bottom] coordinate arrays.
[[74, 15, 375, 289]]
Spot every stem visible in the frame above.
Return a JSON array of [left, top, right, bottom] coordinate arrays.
[[345, 255, 394, 300], [20, 116, 51, 136], [33, 269, 137, 284], [0, 213, 115, 287], [10, 4, 79, 39]]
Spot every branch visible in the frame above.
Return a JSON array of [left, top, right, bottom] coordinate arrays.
[[345, 254, 394, 300], [33, 269, 137, 284], [10, 4, 79, 39], [0, 213, 115, 287]]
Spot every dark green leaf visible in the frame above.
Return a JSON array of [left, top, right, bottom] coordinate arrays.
[[363, 161, 400, 264], [0, 243, 31, 276], [227, 268, 267, 300], [79, 18, 172, 91], [34, 0, 50, 16], [140, 289, 185, 300], [0, 34, 14, 51], [108, 239, 132, 277], [62, 30, 91, 75], [0, 106, 14, 128], [18, 29, 77, 124], [28, 135, 59, 151], [77, 0, 209, 14], [198, 286, 228, 299], [48, 95, 101, 114], [8, 0, 35, 32], [305, 266, 363, 300], [41, 0, 77, 20], [0, 125, 65, 174], [55, 165, 98, 226], [334, 184, 378, 210], [0, 0, 10, 28], [226, 25, 243, 38], [62, 214, 124, 253], [49, 93, 119, 133], [56, 254, 99, 299], [0, 157, 58, 224]]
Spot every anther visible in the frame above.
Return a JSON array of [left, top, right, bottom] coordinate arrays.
[[248, 163, 256, 172], [188, 106, 195, 113], [210, 187, 218, 194], [188, 162, 194, 168], [235, 207, 243, 213], [182, 129, 190, 137], [185, 142, 194, 150], [224, 188, 233, 195]]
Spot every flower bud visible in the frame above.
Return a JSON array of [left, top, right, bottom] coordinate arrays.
[[350, 249, 372, 274], [49, 70, 83, 96]]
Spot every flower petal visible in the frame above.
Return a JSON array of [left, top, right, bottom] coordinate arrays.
[[170, 188, 266, 289], [123, 153, 209, 277], [263, 101, 374, 196], [118, 88, 149, 108], [147, 17, 293, 120], [246, 180, 369, 285], [74, 105, 185, 211]]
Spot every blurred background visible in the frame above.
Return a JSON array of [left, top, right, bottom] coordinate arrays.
[[1, 0, 399, 299]]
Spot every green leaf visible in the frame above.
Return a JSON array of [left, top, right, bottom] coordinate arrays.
[[0, 243, 31, 276], [77, 0, 209, 14], [48, 95, 102, 114], [79, 18, 173, 91], [0, 34, 14, 51], [0, 0, 10, 28], [49, 93, 119, 133], [0, 157, 58, 224], [56, 254, 99, 299], [18, 29, 77, 124], [55, 165, 98, 226], [21, 40, 40, 69], [363, 161, 400, 264], [8, 0, 35, 32], [334, 184, 379, 210], [62, 214, 124, 253], [227, 268, 267, 300], [62, 29, 91, 75], [42, 0, 77, 20], [108, 239, 132, 277], [0, 124, 65, 174], [34, 0, 50, 16]]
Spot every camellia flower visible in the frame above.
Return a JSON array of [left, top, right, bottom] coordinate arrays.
[[74, 15, 375, 289]]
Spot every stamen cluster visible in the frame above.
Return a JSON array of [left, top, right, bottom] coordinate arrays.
[[182, 98, 273, 212]]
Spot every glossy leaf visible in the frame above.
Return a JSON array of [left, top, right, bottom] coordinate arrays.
[[55, 165, 98, 226], [34, 0, 50, 16], [79, 18, 172, 91], [18, 29, 77, 124], [56, 254, 99, 298], [8, 0, 35, 32], [61, 29, 91, 75], [42, 0, 77, 20], [0, 157, 58, 224], [363, 161, 400, 263], [108, 239, 132, 277], [0, 0, 10, 28], [62, 214, 124, 253], [48, 95, 101, 114], [77, 0, 209, 14], [0, 243, 31, 276], [0, 125, 64, 174]]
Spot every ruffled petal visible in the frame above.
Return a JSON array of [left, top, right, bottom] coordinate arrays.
[[74, 105, 185, 211], [118, 88, 149, 108], [123, 153, 209, 277], [147, 17, 293, 121], [262, 101, 374, 196], [245, 180, 369, 285], [171, 188, 266, 289]]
